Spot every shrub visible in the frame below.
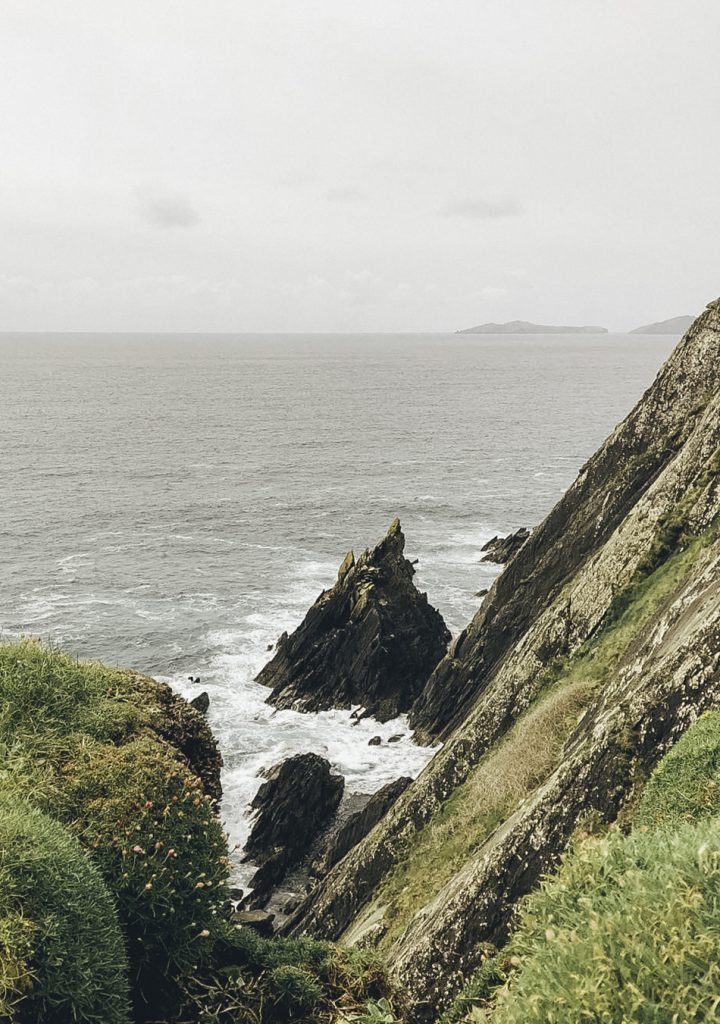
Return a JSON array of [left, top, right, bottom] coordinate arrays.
[[13, 734, 229, 978], [0, 640, 229, 1016], [490, 819, 720, 1023], [0, 797, 130, 1024], [181, 926, 397, 1023], [635, 710, 720, 829]]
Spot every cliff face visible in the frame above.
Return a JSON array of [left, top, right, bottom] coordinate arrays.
[[287, 299, 720, 1020], [257, 518, 450, 723]]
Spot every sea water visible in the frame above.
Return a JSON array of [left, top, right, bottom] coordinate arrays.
[[0, 331, 676, 880]]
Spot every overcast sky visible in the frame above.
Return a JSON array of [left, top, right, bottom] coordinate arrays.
[[1, 1, 719, 332]]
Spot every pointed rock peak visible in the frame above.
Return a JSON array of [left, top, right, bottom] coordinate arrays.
[[370, 516, 404, 561], [338, 550, 355, 582], [388, 516, 402, 538], [256, 522, 449, 722]]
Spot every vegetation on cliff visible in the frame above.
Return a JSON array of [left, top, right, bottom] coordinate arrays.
[[0, 639, 397, 1023], [443, 711, 720, 1022]]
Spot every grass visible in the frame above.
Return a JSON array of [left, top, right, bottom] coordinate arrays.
[[489, 818, 720, 1023], [358, 515, 717, 952], [635, 710, 720, 830], [179, 926, 400, 1024], [0, 796, 131, 1024]]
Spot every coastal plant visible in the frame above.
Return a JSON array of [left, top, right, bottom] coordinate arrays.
[[181, 926, 397, 1023], [635, 710, 720, 829], [0, 640, 229, 1013], [0, 796, 131, 1024], [488, 818, 720, 1023], [15, 734, 230, 978]]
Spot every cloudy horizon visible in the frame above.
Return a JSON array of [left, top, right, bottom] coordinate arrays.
[[1, 1, 719, 333]]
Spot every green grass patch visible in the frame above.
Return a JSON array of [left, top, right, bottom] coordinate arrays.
[[635, 710, 720, 830], [489, 818, 720, 1023], [0, 796, 131, 1024]]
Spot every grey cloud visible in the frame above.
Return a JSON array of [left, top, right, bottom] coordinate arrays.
[[136, 184, 200, 228], [441, 197, 521, 219]]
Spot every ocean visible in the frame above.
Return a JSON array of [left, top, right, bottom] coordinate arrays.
[[0, 330, 677, 880]]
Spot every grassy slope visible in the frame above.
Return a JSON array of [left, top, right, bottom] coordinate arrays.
[[348, 526, 713, 953]]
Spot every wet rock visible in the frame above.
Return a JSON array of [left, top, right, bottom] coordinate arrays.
[[480, 527, 531, 564], [368, 736, 382, 746], [243, 753, 344, 900], [316, 777, 412, 876], [256, 518, 450, 722], [475, 589, 489, 598], [190, 691, 210, 715], [231, 910, 275, 937], [387, 734, 404, 743]]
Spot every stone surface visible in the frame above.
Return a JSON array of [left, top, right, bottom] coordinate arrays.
[[316, 777, 412, 876], [243, 753, 344, 900], [256, 518, 450, 722], [479, 527, 530, 564], [231, 910, 276, 937], [190, 691, 210, 715]]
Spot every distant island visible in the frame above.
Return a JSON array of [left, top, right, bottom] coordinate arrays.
[[456, 320, 608, 335], [629, 315, 695, 335]]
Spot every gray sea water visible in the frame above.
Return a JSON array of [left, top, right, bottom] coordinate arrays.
[[0, 331, 677, 877]]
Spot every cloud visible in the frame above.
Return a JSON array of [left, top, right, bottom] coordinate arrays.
[[325, 186, 367, 203], [135, 184, 200, 228], [441, 196, 521, 219]]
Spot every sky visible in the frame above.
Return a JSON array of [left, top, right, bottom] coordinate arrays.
[[1, 1, 719, 333]]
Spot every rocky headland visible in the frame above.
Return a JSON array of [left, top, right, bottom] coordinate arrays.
[[457, 320, 608, 334], [630, 313, 695, 334]]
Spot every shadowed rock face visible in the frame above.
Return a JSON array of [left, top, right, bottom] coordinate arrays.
[[243, 753, 344, 901], [480, 527, 530, 564], [256, 518, 450, 723], [315, 777, 412, 877]]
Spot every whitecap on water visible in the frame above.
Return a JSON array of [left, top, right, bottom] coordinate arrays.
[[169, 607, 440, 886]]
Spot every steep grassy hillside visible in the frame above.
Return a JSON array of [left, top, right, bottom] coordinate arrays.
[[289, 299, 720, 1021]]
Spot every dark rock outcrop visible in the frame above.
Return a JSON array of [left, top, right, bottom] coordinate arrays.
[[256, 519, 450, 722], [243, 753, 344, 900], [480, 527, 530, 564], [230, 909, 276, 937], [190, 691, 210, 715], [316, 777, 412, 876]]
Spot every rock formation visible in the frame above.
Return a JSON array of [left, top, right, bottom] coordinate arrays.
[[284, 299, 720, 1020], [480, 527, 530, 564], [243, 753, 344, 900], [315, 777, 412, 876], [256, 518, 450, 722]]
